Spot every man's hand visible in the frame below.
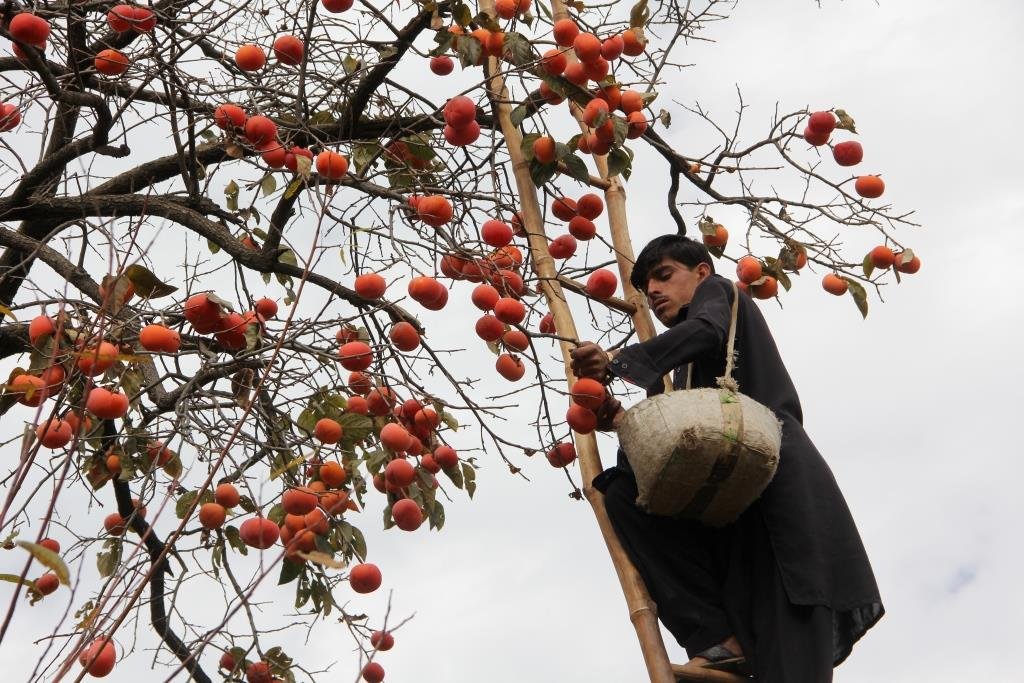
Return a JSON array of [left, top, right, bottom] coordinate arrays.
[[570, 342, 612, 381], [595, 396, 625, 432]]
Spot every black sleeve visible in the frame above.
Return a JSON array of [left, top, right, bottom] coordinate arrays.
[[607, 276, 734, 392]]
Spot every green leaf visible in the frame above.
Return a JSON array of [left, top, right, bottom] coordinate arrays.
[[428, 499, 445, 530], [561, 154, 589, 182], [350, 525, 367, 561], [443, 463, 464, 489], [607, 148, 631, 178], [352, 142, 381, 174], [429, 29, 455, 57], [124, 264, 177, 298], [207, 239, 221, 254], [339, 413, 374, 448], [520, 133, 541, 161], [439, 410, 459, 432], [309, 110, 336, 125], [18, 541, 70, 585], [862, 253, 875, 278], [658, 108, 671, 128], [0, 573, 34, 589], [456, 35, 483, 68], [844, 278, 869, 319], [363, 449, 388, 476], [611, 115, 630, 146], [260, 174, 277, 197], [529, 158, 557, 187], [120, 366, 143, 408], [96, 539, 122, 579], [462, 462, 476, 499], [224, 525, 248, 555], [296, 407, 319, 435], [278, 558, 302, 585], [278, 250, 298, 268], [237, 495, 257, 514], [176, 490, 199, 519], [510, 104, 529, 129], [267, 503, 286, 526], [503, 32, 536, 66], [342, 55, 360, 74]]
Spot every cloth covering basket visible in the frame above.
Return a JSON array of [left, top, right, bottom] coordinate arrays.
[[617, 282, 782, 527]]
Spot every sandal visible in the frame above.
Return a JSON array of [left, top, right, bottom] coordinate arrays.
[[694, 644, 753, 677]]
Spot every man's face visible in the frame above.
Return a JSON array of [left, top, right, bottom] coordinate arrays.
[[643, 258, 711, 325]]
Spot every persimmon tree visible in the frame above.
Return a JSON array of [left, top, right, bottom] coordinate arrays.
[[0, 0, 920, 679]]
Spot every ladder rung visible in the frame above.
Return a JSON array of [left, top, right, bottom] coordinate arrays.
[[672, 663, 752, 682]]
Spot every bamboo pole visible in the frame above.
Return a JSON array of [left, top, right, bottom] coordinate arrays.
[[474, 8, 677, 683], [673, 664, 750, 682]]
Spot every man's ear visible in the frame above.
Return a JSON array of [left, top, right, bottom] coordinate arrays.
[[696, 262, 712, 280]]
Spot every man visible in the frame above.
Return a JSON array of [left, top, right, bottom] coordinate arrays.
[[571, 235, 883, 681]]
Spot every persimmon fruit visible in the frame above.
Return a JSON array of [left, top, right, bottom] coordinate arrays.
[[350, 563, 382, 593], [234, 44, 266, 71], [822, 273, 848, 296], [392, 498, 423, 531]]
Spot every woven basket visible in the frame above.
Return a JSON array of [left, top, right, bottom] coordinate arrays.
[[617, 282, 782, 527]]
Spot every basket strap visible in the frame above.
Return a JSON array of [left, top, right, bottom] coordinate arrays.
[[722, 281, 741, 385], [678, 394, 747, 519]]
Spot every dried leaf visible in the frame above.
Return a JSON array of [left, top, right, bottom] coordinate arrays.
[[18, 541, 69, 585], [231, 368, 255, 409], [298, 550, 346, 568], [834, 109, 857, 134], [225, 180, 240, 211], [270, 453, 307, 480]]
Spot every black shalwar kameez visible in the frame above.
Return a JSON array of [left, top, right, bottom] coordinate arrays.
[[594, 274, 884, 682]]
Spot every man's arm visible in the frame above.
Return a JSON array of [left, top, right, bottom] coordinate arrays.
[[571, 276, 735, 393]]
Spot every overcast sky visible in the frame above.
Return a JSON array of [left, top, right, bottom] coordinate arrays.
[[2, 1, 1022, 682]]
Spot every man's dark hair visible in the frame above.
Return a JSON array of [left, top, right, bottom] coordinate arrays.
[[630, 235, 716, 292]]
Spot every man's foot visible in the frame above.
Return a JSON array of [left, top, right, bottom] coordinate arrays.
[[685, 635, 744, 668]]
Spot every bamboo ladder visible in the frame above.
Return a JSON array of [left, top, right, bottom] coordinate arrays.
[[476, 2, 749, 680]]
